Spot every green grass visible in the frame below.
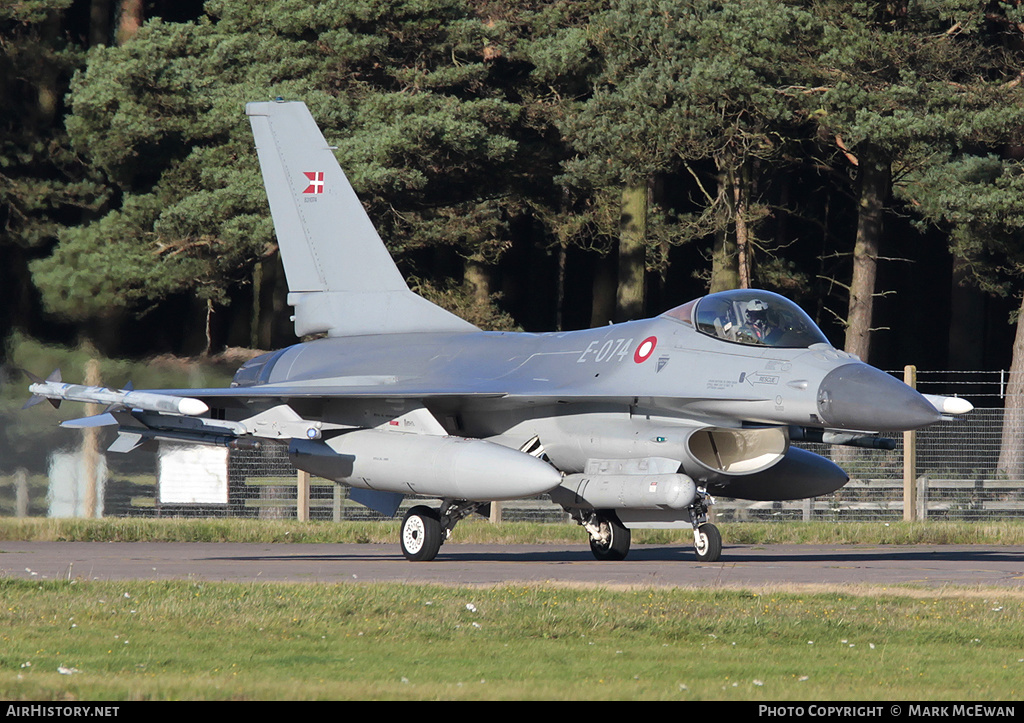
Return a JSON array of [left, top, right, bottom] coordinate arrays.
[[0, 579, 1021, 700], [3, 517, 1024, 545], [3, 518, 1024, 700]]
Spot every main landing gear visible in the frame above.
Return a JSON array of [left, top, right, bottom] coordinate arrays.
[[400, 506, 443, 562], [575, 488, 722, 563], [399, 500, 485, 561], [582, 512, 631, 561], [577, 500, 722, 563], [400, 490, 724, 563]]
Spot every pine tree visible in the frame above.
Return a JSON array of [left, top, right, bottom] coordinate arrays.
[[0, 1, 107, 350], [803, 0, 1024, 362], [541, 0, 819, 321], [31, 0, 524, 350]]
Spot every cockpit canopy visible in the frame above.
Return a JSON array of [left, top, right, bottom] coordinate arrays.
[[664, 289, 829, 349]]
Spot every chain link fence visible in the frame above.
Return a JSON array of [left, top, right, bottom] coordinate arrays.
[[2, 371, 1021, 523]]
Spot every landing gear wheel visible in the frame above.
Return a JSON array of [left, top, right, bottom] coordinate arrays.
[[589, 515, 631, 561], [400, 506, 442, 562], [694, 523, 722, 562]]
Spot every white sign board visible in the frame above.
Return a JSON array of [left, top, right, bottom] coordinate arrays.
[[48, 450, 107, 518], [158, 443, 229, 504]]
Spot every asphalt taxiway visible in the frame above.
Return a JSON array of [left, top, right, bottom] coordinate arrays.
[[2, 541, 1023, 588]]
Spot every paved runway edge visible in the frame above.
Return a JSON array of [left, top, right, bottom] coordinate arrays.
[[2, 542, 1023, 588]]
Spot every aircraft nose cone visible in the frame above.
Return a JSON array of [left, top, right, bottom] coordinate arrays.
[[816, 363, 941, 431]]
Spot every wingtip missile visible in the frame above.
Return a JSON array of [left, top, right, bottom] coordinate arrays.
[[25, 375, 209, 417]]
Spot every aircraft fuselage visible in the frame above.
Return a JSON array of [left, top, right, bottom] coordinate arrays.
[[228, 305, 938, 505]]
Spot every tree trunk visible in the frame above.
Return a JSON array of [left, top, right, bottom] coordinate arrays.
[[709, 167, 740, 293], [35, 11, 61, 125], [250, 260, 263, 349], [997, 295, 1024, 479], [590, 253, 616, 327], [116, 0, 144, 45], [947, 256, 986, 370], [89, 0, 113, 47], [733, 164, 751, 289], [845, 144, 890, 363], [203, 298, 213, 357], [464, 258, 492, 311], [555, 244, 566, 331], [615, 181, 647, 322]]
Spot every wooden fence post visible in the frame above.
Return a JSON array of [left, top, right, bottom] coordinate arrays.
[[903, 365, 918, 522], [83, 358, 101, 519], [14, 469, 29, 518], [296, 469, 310, 522]]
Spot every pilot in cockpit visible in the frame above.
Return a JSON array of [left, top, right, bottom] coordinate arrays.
[[687, 289, 830, 349], [743, 298, 772, 344]]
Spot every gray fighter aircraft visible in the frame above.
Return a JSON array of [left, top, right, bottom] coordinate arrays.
[[27, 100, 972, 562]]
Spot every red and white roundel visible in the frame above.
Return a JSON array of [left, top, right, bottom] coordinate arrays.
[[634, 336, 658, 363]]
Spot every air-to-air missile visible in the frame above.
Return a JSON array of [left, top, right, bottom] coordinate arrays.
[[25, 370, 208, 416]]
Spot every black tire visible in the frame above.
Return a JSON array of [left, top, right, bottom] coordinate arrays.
[[694, 523, 722, 562], [400, 506, 443, 562], [589, 514, 631, 561]]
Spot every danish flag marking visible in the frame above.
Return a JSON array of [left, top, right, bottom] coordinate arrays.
[[303, 171, 325, 194]]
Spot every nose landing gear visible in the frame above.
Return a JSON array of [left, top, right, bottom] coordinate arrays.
[[693, 522, 722, 562], [689, 488, 722, 562]]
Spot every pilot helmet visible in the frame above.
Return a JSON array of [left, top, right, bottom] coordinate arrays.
[[746, 298, 768, 316]]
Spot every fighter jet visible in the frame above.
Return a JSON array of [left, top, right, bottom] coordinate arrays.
[[27, 100, 973, 562]]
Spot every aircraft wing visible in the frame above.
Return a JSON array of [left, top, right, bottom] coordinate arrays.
[[126, 382, 767, 411], [28, 364, 766, 416], [144, 383, 510, 402]]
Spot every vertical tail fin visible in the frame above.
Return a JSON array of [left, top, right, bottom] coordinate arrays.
[[246, 100, 476, 337]]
